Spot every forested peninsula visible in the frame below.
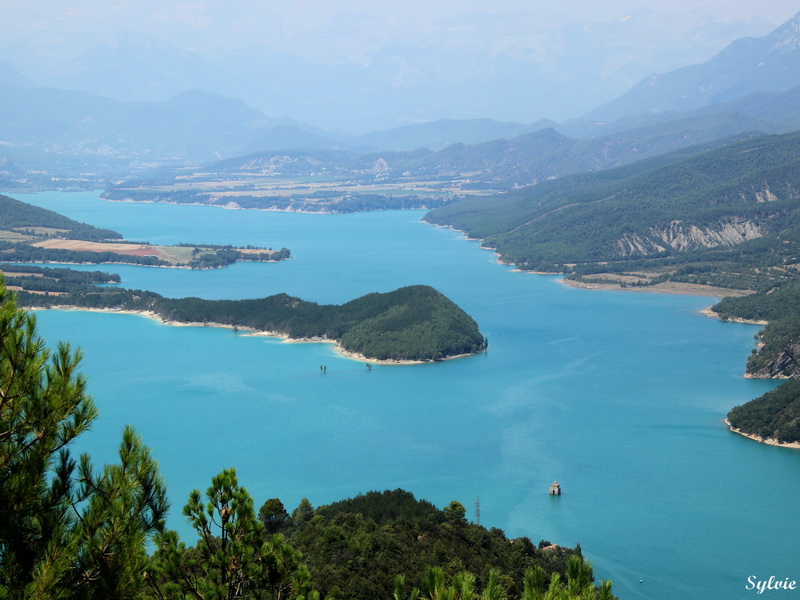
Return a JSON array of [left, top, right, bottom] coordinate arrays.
[[0, 193, 290, 269], [711, 283, 800, 445], [8, 267, 486, 362], [726, 380, 800, 446], [0, 196, 485, 361]]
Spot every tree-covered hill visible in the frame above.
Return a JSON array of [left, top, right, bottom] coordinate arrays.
[[12, 274, 487, 362], [713, 280, 800, 380], [425, 131, 800, 289], [0, 193, 122, 241], [155, 285, 487, 361], [273, 489, 613, 600], [715, 290, 800, 442], [727, 379, 800, 444]]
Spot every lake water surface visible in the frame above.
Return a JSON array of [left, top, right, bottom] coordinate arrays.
[[15, 191, 800, 599]]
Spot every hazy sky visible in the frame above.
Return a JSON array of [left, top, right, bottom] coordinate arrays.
[[5, 0, 796, 55], [2, 1, 797, 129]]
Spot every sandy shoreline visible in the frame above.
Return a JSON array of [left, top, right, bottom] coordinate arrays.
[[724, 419, 800, 449], [428, 222, 756, 299], [29, 305, 470, 366], [698, 307, 768, 326], [560, 277, 751, 298], [563, 281, 771, 327], [105, 197, 335, 215]]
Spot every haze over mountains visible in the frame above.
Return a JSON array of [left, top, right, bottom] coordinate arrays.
[[0, 7, 787, 132], [585, 12, 800, 121], [0, 10, 799, 187]]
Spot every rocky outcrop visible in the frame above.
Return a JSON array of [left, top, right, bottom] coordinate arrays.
[[614, 233, 665, 257], [652, 218, 763, 250], [614, 218, 763, 257], [371, 158, 392, 176], [753, 186, 781, 203], [748, 343, 800, 379], [240, 155, 301, 174]]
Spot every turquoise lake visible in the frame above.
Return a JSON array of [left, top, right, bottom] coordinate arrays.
[[12, 191, 800, 599]]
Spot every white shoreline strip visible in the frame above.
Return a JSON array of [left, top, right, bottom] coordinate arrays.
[[724, 419, 800, 449], [29, 305, 472, 365]]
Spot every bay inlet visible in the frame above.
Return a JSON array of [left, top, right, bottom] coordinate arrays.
[[18, 191, 799, 600]]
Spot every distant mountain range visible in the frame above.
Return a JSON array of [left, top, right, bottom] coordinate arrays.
[[584, 12, 800, 122], [0, 86, 303, 170], [0, 12, 799, 189], [102, 83, 800, 203], [2, 11, 774, 132]]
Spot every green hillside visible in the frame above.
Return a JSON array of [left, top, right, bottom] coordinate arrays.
[[154, 285, 487, 361], [727, 379, 800, 444], [713, 280, 800, 380], [276, 489, 613, 599], [0, 193, 122, 241], [425, 131, 800, 290]]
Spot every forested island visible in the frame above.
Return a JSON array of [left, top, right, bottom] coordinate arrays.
[[0, 193, 290, 269], [1, 280, 613, 599], [7, 266, 486, 362]]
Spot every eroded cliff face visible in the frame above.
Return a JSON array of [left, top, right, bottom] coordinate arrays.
[[614, 233, 664, 256], [748, 343, 800, 379], [753, 186, 781, 203], [653, 218, 763, 250], [614, 218, 763, 257]]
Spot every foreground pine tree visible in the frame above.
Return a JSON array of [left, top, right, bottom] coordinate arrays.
[[0, 283, 168, 599], [147, 468, 319, 600]]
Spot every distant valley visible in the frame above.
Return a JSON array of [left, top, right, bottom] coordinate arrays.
[[2, 14, 800, 197], [99, 103, 800, 213]]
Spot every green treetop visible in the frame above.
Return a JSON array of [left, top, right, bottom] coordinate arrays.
[[0, 282, 168, 599]]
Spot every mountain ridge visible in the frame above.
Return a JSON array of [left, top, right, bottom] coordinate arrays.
[[585, 11, 800, 121]]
